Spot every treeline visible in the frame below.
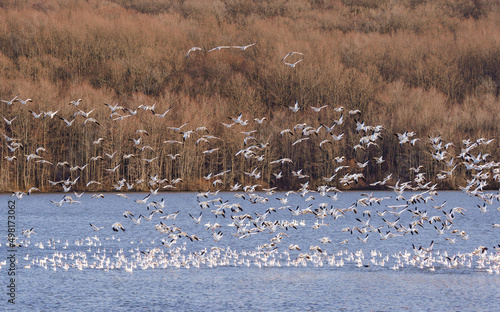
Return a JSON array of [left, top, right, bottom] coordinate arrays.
[[0, 0, 499, 192]]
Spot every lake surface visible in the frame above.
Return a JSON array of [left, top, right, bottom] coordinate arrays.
[[1, 190, 499, 311]]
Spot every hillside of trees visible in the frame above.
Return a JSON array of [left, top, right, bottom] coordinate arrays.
[[0, 0, 499, 192]]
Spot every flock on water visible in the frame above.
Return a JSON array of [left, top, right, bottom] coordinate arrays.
[[1, 42, 499, 273]]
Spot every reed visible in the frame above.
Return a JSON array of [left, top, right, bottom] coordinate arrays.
[[0, 0, 498, 191]]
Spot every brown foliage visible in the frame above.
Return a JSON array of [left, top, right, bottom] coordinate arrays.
[[0, 0, 499, 191]]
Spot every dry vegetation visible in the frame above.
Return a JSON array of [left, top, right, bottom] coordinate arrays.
[[0, 0, 499, 192]]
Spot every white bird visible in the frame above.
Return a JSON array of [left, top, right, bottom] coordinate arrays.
[[189, 212, 203, 224], [281, 52, 303, 62], [283, 59, 303, 68], [83, 118, 100, 126], [74, 109, 94, 118], [105, 164, 120, 172], [17, 97, 32, 105], [104, 151, 117, 159], [155, 108, 171, 118], [231, 42, 256, 50], [186, 47, 204, 58], [44, 110, 59, 119], [89, 223, 104, 231], [168, 122, 189, 132], [58, 116, 75, 126], [29, 110, 43, 118], [310, 105, 328, 112], [207, 45, 231, 52], [93, 138, 105, 145], [69, 99, 82, 106], [288, 101, 300, 112], [1, 94, 19, 105], [112, 222, 125, 232], [104, 102, 124, 112], [3, 116, 17, 125]]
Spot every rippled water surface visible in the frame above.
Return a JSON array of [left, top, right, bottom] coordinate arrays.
[[1, 191, 499, 311]]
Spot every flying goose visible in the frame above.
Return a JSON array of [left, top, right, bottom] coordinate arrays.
[[283, 59, 303, 68], [1, 94, 19, 105], [207, 45, 231, 52], [231, 42, 256, 50], [17, 97, 32, 105], [58, 117, 75, 126], [44, 110, 59, 119], [288, 101, 300, 112], [186, 47, 204, 58], [3, 116, 17, 125], [112, 222, 126, 232], [104, 102, 124, 112], [69, 99, 82, 106], [281, 52, 303, 62]]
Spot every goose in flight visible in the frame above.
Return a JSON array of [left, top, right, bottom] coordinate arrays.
[[189, 212, 203, 224], [83, 118, 100, 126], [105, 164, 120, 172], [168, 122, 189, 132], [1, 94, 19, 105], [17, 97, 32, 105], [281, 52, 303, 62], [283, 59, 303, 68], [89, 223, 104, 231], [231, 42, 256, 50], [142, 156, 159, 164], [155, 108, 171, 118], [69, 99, 82, 106], [93, 138, 105, 145], [310, 105, 328, 112], [207, 45, 231, 52], [112, 222, 126, 232], [44, 110, 59, 119], [186, 47, 204, 58], [104, 151, 117, 159], [134, 194, 151, 205], [3, 116, 17, 125], [288, 101, 300, 112], [104, 102, 124, 112], [58, 116, 75, 127], [29, 110, 43, 118]]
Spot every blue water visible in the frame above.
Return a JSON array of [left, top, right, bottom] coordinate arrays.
[[1, 191, 499, 311]]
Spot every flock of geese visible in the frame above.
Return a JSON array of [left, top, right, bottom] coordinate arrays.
[[1, 42, 499, 274]]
